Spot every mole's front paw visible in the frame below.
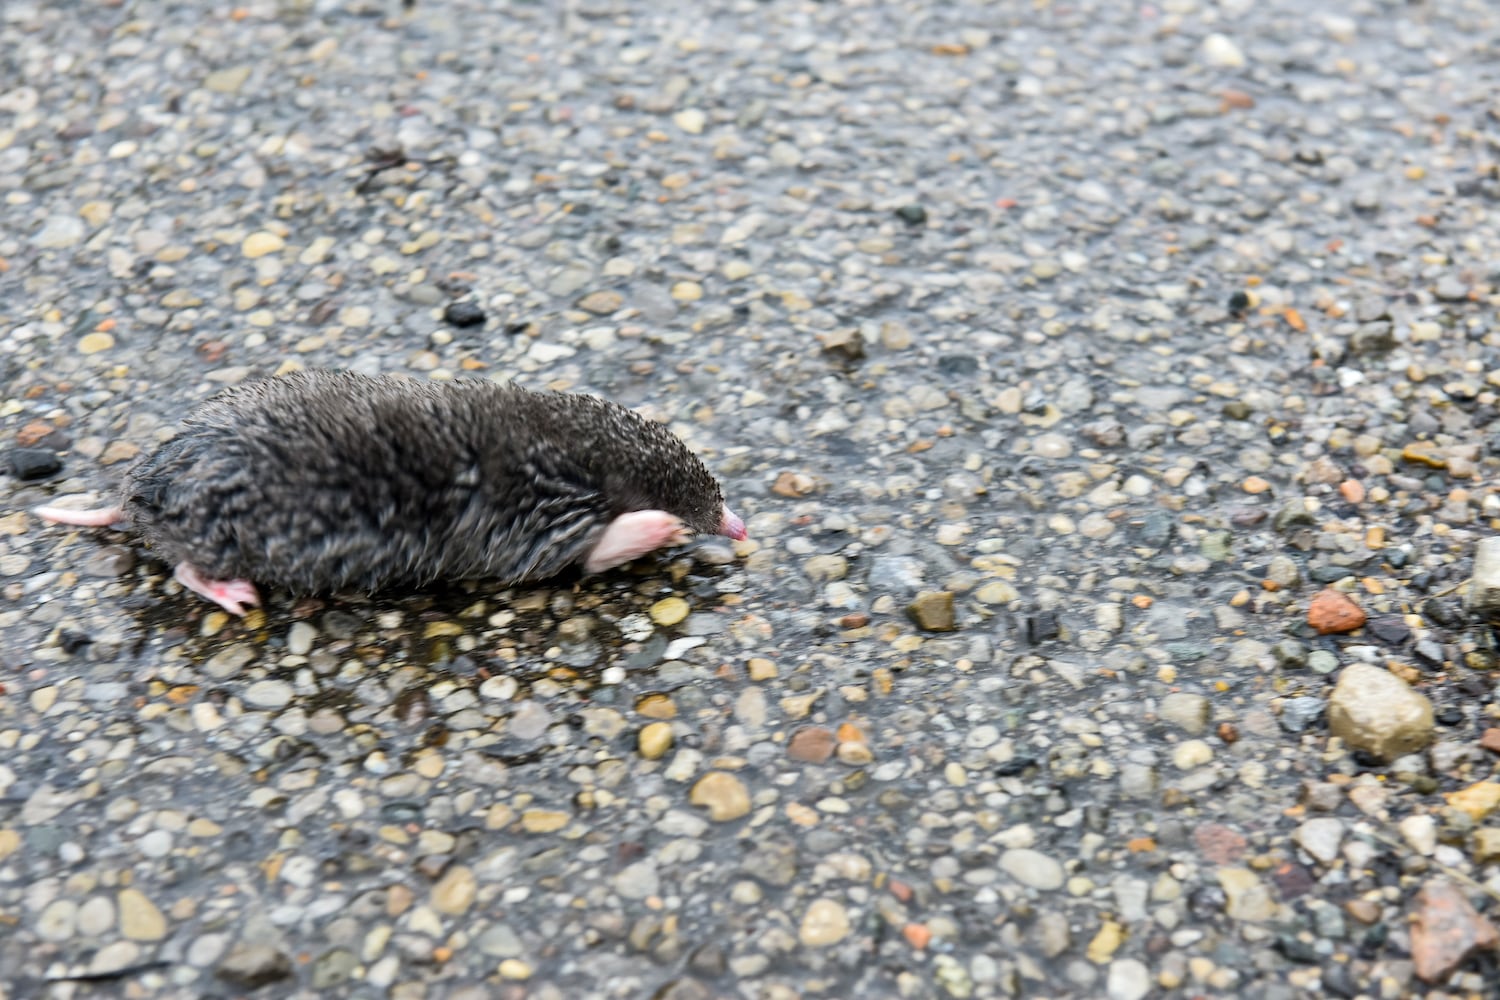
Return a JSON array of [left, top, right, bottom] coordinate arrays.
[[583, 510, 691, 574], [174, 563, 262, 616]]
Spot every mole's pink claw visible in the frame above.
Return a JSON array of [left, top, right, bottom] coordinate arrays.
[[174, 563, 261, 616], [583, 510, 692, 574]]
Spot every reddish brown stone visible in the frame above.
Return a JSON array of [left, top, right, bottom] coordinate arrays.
[[1480, 728, 1500, 755], [1410, 880, 1500, 983], [1308, 589, 1367, 634], [1219, 89, 1256, 111], [196, 339, 230, 364], [787, 727, 836, 764], [16, 421, 54, 447], [1192, 822, 1248, 865]]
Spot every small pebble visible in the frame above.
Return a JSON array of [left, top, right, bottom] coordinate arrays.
[[907, 591, 956, 631], [650, 597, 690, 627], [638, 722, 673, 760], [798, 898, 851, 947], [443, 301, 486, 327], [689, 772, 751, 821], [241, 231, 285, 259], [9, 448, 62, 480]]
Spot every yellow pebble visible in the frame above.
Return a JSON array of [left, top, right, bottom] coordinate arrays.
[[747, 657, 778, 681], [635, 693, 677, 720], [519, 810, 569, 833], [639, 722, 673, 760], [241, 231, 285, 259], [78, 332, 115, 355], [498, 959, 532, 980], [650, 597, 690, 626], [1087, 920, 1125, 963]]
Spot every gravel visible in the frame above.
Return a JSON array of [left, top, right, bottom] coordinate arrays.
[[3, 0, 1500, 997]]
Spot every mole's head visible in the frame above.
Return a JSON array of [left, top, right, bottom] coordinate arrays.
[[538, 390, 747, 542]]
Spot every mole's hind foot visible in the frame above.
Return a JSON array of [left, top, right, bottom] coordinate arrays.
[[173, 563, 261, 616], [583, 510, 692, 574]]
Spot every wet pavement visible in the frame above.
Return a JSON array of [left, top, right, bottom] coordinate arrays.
[[3, 0, 1500, 997]]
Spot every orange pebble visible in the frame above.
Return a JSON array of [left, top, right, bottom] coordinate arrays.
[[836, 721, 867, 743], [1308, 589, 1366, 634], [1242, 476, 1271, 494], [903, 923, 932, 950], [1339, 479, 1365, 504]]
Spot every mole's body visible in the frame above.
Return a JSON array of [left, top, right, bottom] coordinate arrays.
[[36, 370, 746, 614]]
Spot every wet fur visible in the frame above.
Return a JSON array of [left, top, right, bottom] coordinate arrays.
[[92, 370, 727, 593]]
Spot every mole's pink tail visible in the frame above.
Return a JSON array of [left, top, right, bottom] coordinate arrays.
[[34, 505, 125, 528]]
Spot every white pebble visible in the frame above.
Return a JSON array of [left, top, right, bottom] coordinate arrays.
[[287, 622, 317, 656], [1201, 33, 1247, 69], [243, 679, 294, 710]]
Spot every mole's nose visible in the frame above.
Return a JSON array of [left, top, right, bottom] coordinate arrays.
[[719, 505, 747, 541]]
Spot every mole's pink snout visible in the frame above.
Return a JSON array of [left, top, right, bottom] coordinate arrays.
[[719, 505, 747, 541]]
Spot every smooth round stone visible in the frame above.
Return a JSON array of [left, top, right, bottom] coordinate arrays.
[[1202, 33, 1247, 68], [1307, 650, 1339, 674], [37, 899, 78, 941], [242, 231, 285, 258], [689, 772, 751, 821], [137, 829, 172, 859], [33, 215, 85, 249], [431, 865, 477, 916], [1032, 433, 1073, 458], [673, 108, 707, 134], [1000, 849, 1065, 890], [479, 675, 518, 701], [613, 861, 660, 900], [117, 888, 167, 941], [90, 940, 142, 974], [639, 722, 673, 760], [1107, 958, 1152, 1000], [974, 581, 1019, 605], [77, 331, 116, 355], [477, 923, 524, 958], [243, 680, 294, 710], [798, 898, 851, 947], [77, 895, 117, 936], [1172, 740, 1214, 770], [186, 932, 230, 967], [498, 959, 532, 980], [1159, 694, 1210, 735], [287, 622, 317, 656], [650, 597, 690, 626]]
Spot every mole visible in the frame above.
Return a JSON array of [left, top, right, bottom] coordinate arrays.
[[35, 369, 747, 615]]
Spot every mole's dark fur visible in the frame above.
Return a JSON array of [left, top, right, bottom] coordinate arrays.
[[55, 370, 737, 596]]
